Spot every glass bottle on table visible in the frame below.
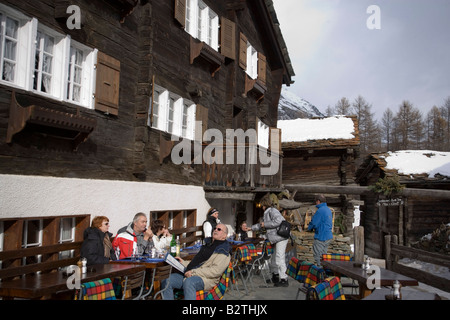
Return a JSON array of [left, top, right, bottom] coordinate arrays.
[[170, 234, 177, 257]]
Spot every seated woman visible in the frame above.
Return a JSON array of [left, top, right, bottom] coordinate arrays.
[[81, 216, 117, 266], [151, 219, 172, 250]]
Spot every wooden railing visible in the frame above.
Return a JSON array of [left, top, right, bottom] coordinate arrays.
[[171, 225, 203, 247], [202, 144, 282, 189], [384, 235, 450, 292], [0, 241, 82, 280]]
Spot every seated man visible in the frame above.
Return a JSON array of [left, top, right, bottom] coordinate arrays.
[[162, 224, 231, 300], [112, 212, 154, 259]]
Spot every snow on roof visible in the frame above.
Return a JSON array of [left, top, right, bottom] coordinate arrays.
[[382, 150, 450, 178], [277, 115, 355, 143]]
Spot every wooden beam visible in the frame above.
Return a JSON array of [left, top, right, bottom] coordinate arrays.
[[283, 184, 450, 200], [205, 192, 255, 201]]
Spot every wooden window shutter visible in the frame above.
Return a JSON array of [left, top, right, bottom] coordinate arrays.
[[195, 104, 208, 142], [174, 0, 186, 27], [95, 51, 120, 116], [257, 52, 267, 86], [239, 32, 247, 70], [270, 127, 282, 154], [220, 17, 235, 60]]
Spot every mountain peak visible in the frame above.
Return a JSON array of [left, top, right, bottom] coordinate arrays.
[[278, 88, 324, 120]]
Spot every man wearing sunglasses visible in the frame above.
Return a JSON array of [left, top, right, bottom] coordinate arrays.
[[162, 224, 231, 300]]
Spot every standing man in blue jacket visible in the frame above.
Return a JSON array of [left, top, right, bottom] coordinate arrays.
[[308, 194, 333, 267]]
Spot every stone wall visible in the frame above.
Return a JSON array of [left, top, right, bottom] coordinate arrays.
[[292, 231, 352, 264]]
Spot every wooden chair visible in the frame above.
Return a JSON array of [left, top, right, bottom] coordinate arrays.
[[121, 270, 146, 300], [287, 257, 310, 299], [231, 244, 258, 296], [77, 278, 116, 300], [247, 240, 273, 287], [306, 276, 346, 300], [196, 262, 235, 300], [143, 264, 172, 300]]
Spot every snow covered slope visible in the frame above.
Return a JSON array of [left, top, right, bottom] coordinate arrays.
[[278, 87, 324, 120]]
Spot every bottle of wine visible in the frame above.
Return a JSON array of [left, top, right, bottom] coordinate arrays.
[[170, 234, 177, 257]]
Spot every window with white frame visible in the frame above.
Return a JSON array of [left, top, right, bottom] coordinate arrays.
[[0, 14, 18, 83], [257, 119, 269, 149], [0, 5, 33, 88], [59, 217, 75, 259], [0, 4, 96, 109], [22, 219, 43, 265], [149, 85, 196, 140], [246, 42, 258, 79], [185, 0, 219, 51]]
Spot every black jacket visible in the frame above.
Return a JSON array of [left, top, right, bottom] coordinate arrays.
[[81, 227, 117, 266]]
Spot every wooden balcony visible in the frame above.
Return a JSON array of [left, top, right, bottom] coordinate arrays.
[[202, 143, 282, 191]]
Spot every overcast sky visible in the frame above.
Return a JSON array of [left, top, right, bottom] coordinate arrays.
[[272, 0, 450, 119]]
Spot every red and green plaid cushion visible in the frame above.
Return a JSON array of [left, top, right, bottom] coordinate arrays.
[[297, 261, 313, 282], [307, 276, 346, 300], [237, 244, 258, 263], [286, 256, 300, 279], [79, 278, 116, 300], [304, 264, 326, 287], [265, 240, 273, 256], [286, 257, 314, 282], [196, 262, 235, 300], [322, 253, 352, 276], [322, 253, 352, 261]]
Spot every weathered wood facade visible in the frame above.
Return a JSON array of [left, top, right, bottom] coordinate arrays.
[[280, 116, 360, 236], [0, 0, 294, 240], [355, 152, 450, 258]]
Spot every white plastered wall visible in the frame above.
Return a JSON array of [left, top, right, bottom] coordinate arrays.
[[0, 174, 211, 235]]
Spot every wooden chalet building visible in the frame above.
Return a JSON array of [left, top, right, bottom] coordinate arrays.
[[0, 0, 294, 250], [355, 151, 450, 258], [278, 116, 360, 236]]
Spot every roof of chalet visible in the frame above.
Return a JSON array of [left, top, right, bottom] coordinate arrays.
[[264, 0, 296, 82], [278, 115, 360, 150], [356, 150, 450, 182]]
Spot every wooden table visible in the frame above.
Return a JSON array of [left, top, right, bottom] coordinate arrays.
[[362, 287, 441, 300], [0, 263, 146, 300], [321, 260, 419, 298]]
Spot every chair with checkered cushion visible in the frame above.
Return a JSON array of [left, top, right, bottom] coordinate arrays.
[[247, 240, 273, 287], [286, 257, 317, 299], [231, 244, 258, 296], [78, 277, 116, 300], [306, 276, 346, 300], [196, 262, 235, 300], [304, 263, 327, 288]]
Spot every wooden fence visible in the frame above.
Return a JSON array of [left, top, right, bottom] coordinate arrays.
[[384, 235, 450, 292]]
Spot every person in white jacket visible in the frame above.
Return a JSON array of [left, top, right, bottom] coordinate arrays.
[[252, 194, 289, 287], [150, 219, 172, 249]]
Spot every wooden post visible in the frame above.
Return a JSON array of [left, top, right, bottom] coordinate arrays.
[[398, 205, 404, 246], [354, 226, 364, 263], [384, 235, 391, 269], [392, 235, 399, 264]]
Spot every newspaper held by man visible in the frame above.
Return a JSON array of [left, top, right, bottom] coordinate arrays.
[[164, 252, 186, 273]]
